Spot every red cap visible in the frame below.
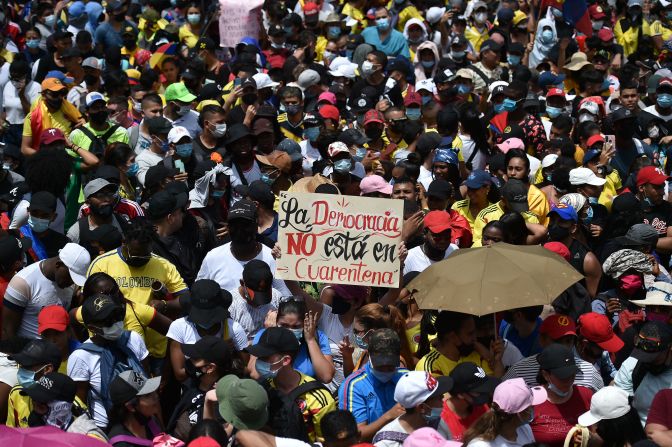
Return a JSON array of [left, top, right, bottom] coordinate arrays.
[[188, 437, 221, 447], [659, 77, 672, 90], [598, 28, 614, 42], [38, 305, 70, 334], [424, 210, 452, 233], [303, 2, 319, 17], [588, 4, 606, 19], [586, 134, 605, 147], [578, 312, 625, 353], [40, 128, 66, 145], [540, 314, 577, 340], [404, 91, 422, 107], [546, 88, 565, 99], [637, 166, 670, 187], [318, 104, 340, 122], [543, 241, 570, 261], [363, 109, 384, 125]]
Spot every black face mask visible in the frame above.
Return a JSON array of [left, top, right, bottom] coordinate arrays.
[[471, 392, 491, 406], [28, 411, 45, 427], [331, 295, 352, 315], [45, 97, 63, 110], [185, 360, 204, 379], [89, 110, 109, 125], [242, 93, 258, 105], [229, 225, 257, 245], [83, 74, 98, 86], [365, 127, 382, 140], [457, 342, 475, 357], [90, 203, 114, 218], [548, 223, 570, 241]]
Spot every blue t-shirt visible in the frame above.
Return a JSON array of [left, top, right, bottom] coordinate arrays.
[[499, 317, 542, 358], [253, 328, 331, 379], [94, 21, 136, 51], [361, 27, 410, 59]]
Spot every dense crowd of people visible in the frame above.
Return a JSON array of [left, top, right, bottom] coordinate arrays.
[[5, 0, 672, 446]]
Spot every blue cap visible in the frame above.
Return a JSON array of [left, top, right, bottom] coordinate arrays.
[[465, 169, 492, 189], [538, 71, 566, 87], [583, 150, 600, 165], [45, 71, 73, 84], [548, 204, 578, 222], [277, 138, 302, 163], [497, 7, 515, 23], [433, 148, 458, 166], [68, 1, 86, 17]]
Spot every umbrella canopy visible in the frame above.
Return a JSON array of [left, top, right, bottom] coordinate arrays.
[[407, 243, 583, 316], [0, 425, 108, 447]]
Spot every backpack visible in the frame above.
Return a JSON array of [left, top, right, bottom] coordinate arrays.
[[76, 124, 120, 157], [265, 380, 329, 443]]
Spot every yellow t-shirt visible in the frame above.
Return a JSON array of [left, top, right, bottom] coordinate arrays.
[[178, 24, 199, 48], [472, 201, 540, 246], [22, 109, 74, 138], [416, 349, 493, 377], [452, 199, 493, 232], [528, 184, 550, 226], [386, 3, 424, 32], [69, 123, 130, 151], [7, 385, 31, 427], [341, 4, 366, 34], [465, 25, 489, 52], [599, 170, 621, 212], [614, 18, 651, 58]]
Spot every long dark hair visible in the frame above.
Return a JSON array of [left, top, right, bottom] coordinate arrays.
[[596, 408, 646, 447], [462, 404, 518, 445], [458, 103, 490, 163]]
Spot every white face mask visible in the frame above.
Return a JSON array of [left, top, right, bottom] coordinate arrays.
[[212, 123, 227, 138], [475, 12, 487, 23], [101, 321, 124, 340]]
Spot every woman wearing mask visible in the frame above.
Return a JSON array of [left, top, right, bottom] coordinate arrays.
[[651, 1, 672, 55], [33, 4, 55, 51], [179, 3, 203, 48], [1, 59, 41, 147], [505, 149, 550, 226], [529, 16, 557, 70], [463, 378, 546, 447], [104, 143, 138, 200], [413, 41, 440, 81], [530, 344, 592, 447], [21, 27, 47, 67], [317, 12, 345, 62], [615, 0, 651, 58], [465, 2, 490, 52], [404, 19, 430, 58], [107, 372, 163, 445], [249, 299, 335, 384]]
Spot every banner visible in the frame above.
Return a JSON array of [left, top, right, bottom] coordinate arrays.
[[276, 192, 404, 288], [218, 0, 264, 48]]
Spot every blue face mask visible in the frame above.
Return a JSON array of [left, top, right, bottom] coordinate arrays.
[[354, 147, 367, 162], [26, 39, 40, 49], [406, 108, 421, 121], [290, 328, 303, 341], [582, 205, 594, 226], [588, 196, 599, 205], [548, 381, 571, 398], [175, 143, 193, 158], [667, 11, 672, 20], [502, 98, 518, 112], [17, 367, 40, 388], [261, 173, 275, 186], [333, 158, 352, 174], [127, 162, 139, 177], [376, 17, 390, 30], [552, 7, 563, 18], [541, 30, 554, 44], [494, 103, 506, 114], [423, 406, 443, 427], [658, 93, 672, 109], [327, 26, 341, 39], [421, 95, 432, 105], [457, 84, 472, 95], [421, 60, 435, 69], [121, 59, 130, 71], [507, 55, 521, 66], [255, 357, 284, 380], [211, 190, 225, 199], [304, 126, 320, 142], [28, 215, 50, 233], [451, 50, 466, 60], [283, 26, 294, 36], [370, 364, 396, 383], [546, 106, 563, 118]]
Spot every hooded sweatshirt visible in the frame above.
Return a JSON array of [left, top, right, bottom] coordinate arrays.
[[529, 12, 558, 70], [413, 40, 441, 81]]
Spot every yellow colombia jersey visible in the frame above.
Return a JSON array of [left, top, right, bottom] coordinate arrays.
[[452, 199, 494, 231], [271, 373, 336, 442], [416, 349, 493, 378], [7, 385, 87, 428], [22, 108, 74, 138], [278, 113, 304, 143], [472, 201, 540, 247]]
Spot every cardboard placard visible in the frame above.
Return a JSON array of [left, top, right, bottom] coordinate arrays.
[[218, 0, 264, 48], [276, 192, 404, 288]]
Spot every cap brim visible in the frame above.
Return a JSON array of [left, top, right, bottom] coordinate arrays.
[[190, 305, 230, 328], [596, 334, 625, 353], [245, 343, 280, 358], [249, 289, 272, 306], [578, 409, 601, 427], [469, 376, 501, 395], [20, 385, 54, 403], [614, 236, 644, 247], [548, 365, 580, 380], [9, 352, 41, 367], [426, 223, 452, 234], [137, 376, 161, 396], [586, 177, 607, 186], [181, 343, 206, 359], [530, 386, 548, 405], [429, 376, 455, 398], [631, 347, 662, 363], [217, 376, 269, 430], [370, 354, 400, 368], [69, 269, 87, 287], [39, 322, 68, 333]]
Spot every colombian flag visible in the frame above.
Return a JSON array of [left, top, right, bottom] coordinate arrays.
[[541, 0, 593, 37]]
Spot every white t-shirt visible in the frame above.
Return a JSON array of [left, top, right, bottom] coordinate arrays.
[[9, 197, 66, 233], [316, 300, 351, 393], [228, 287, 282, 341], [2, 80, 41, 124], [136, 149, 164, 187], [526, 154, 541, 185], [299, 140, 321, 176], [196, 242, 291, 296], [418, 165, 433, 191], [166, 317, 248, 351], [67, 331, 149, 428], [644, 104, 672, 121], [229, 161, 262, 205], [373, 417, 409, 447], [466, 425, 535, 447], [170, 110, 202, 139], [4, 261, 75, 338], [459, 134, 487, 171], [403, 244, 459, 274]]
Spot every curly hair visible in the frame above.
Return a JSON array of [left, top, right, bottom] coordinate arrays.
[[25, 149, 73, 196]]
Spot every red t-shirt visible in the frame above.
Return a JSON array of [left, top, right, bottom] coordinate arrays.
[[530, 386, 593, 447], [647, 389, 672, 428], [441, 402, 489, 442]]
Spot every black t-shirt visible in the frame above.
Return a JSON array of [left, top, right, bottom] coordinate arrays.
[[30, 229, 69, 261], [349, 77, 403, 109], [643, 200, 672, 265], [34, 53, 67, 83]]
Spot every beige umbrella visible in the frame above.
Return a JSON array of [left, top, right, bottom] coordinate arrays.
[[407, 243, 584, 316]]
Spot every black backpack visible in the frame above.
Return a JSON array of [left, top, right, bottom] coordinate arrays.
[[265, 380, 329, 443], [76, 124, 120, 157]]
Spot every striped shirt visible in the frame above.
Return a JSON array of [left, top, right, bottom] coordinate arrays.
[[228, 287, 282, 342], [502, 354, 604, 391]]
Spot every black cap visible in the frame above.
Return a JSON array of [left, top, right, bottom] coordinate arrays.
[[147, 189, 188, 220], [0, 235, 29, 269], [349, 93, 376, 114], [228, 198, 257, 223], [346, 34, 364, 50], [10, 339, 62, 368], [537, 343, 579, 379], [632, 321, 672, 363], [52, 29, 74, 40], [235, 180, 275, 209], [242, 259, 273, 306], [426, 179, 453, 200], [145, 164, 179, 190], [81, 294, 125, 325], [245, 326, 300, 358], [387, 59, 410, 76], [612, 107, 636, 122], [28, 191, 57, 213], [368, 328, 401, 368], [434, 69, 454, 85], [197, 83, 223, 102], [89, 224, 123, 251], [181, 335, 232, 364], [416, 132, 442, 155], [501, 179, 529, 213], [189, 279, 232, 327], [241, 77, 257, 90], [449, 362, 501, 395], [60, 47, 82, 59], [146, 116, 173, 135], [282, 12, 303, 27], [20, 372, 76, 403], [0, 182, 29, 209], [501, 123, 525, 141], [268, 24, 286, 37], [256, 104, 278, 119], [338, 128, 370, 146], [612, 192, 639, 214], [196, 37, 218, 51], [508, 42, 525, 54], [225, 124, 252, 146], [93, 164, 121, 183], [480, 39, 502, 53]]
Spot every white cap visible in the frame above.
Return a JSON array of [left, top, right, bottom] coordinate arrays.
[[85, 92, 106, 108], [82, 57, 101, 70], [167, 126, 191, 144], [329, 56, 352, 71], [542, 154, 558, 169], [252, 73, 279, 90], [58, 243, 91, 287], [578, 386, 630, 427], [426, 6, 446, 24], [579, 101, 600, 116], [394, 371, 454, 408], [328, 63, 358, 80], [415, 79, 436, 94], [488, 81, 509, 102], [569, 167, 607, 186]]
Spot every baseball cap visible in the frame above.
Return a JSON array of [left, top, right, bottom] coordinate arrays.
[[338, 128, 370, 147], [364, 109, 384, 125], [394, 371, 454, 408], [496, 138, 525, 154], [424, 210, 452, 234], [426, 6, 446, 24], [276, 139, 303, 163], [583, 150, 601, 165], [586, 134, 605, 148], [416, 79, 437, 93], [235, 180, 276, 209], [10, 339, 62, 368], [548, 204, 578, 222], [497, 7, 515, 22], [578, 386, 630, 427], [426, 180, 453, 200], [501, 179, 529, 213], [368, 328, 401, 369], [492, 378, 547, 414], [196, 37, 218, 51], [569, 167, 606, 186], [109, 370, 161, 406], [540, 314, 577, 340], [538, 71, 566, 88], [268, 24, 286, 36], [85, 92, 106, 108], [611, 107, 635, 122], [544, 241, 571, 261], [228, 199, 257, 223], [165, 82, 197, 103], [167, 126, 191, 144], [360, 175, 393, 196], [145, 164, 178, 190], [598, 28, 615, 42], [28, 191, 57, 213], [38, 305, 70, 334], [216, 375, 269, 430], [83, 178, 115, 199], [225, 124, 251, 146], [488, 81, 509, 102], [542, 154, 558, 169], [81, 294, 124, 325], [303, 1, 319, 20], [589, 4, 607, 19], [242, 259, 273, 306], [319, 104, 340, 122], [328, 141, 350, 158], [434, 69, 454, 85], [58, 243, 90, 286], [636, 281, 672, 307], [40, 128, 66, 145], [147, 189, 188, 221], [480, 39, 502, 53], [318, 91, 337, 105], [0, 234, 29, 269], [449, 362, 501, 395], [181, 336, 233, 364], [659, 77, 672, 94], [404, 428, 463, 447], [637, 166, 670, 186], [465, 170, 492, 189], [404, 91, 423, 107], [538, 343, 580, 379], [245, 326, 300, 358], [614, 223, 660, 248], [546, 88, 566, 99], [41, 78, 67, 92], [577, 312, 624, 353], [631, 321, 672, 362], [21, 372, 76, 404], [146, 116, 173, 135], [189, 279, 232, 328], [297, 69, 321, 90]]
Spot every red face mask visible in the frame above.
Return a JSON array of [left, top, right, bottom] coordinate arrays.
[[619, 274, 643, 296]]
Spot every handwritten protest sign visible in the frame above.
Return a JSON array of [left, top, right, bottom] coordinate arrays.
[[277, 192, 404, 288], [218, 0, 264, 48]]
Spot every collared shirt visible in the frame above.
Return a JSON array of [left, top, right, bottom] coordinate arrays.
[[472, 202, 540, 246]]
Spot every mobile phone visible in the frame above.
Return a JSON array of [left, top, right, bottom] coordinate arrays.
[[174, 160, 185, 173], [234, 78, 242, 88], [605, 135, 616, 147]]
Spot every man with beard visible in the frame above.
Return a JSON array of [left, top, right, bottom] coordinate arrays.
[[403, 211, 459, 275], [196, 199, 291, 296], [636, 166, 672, 267]]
